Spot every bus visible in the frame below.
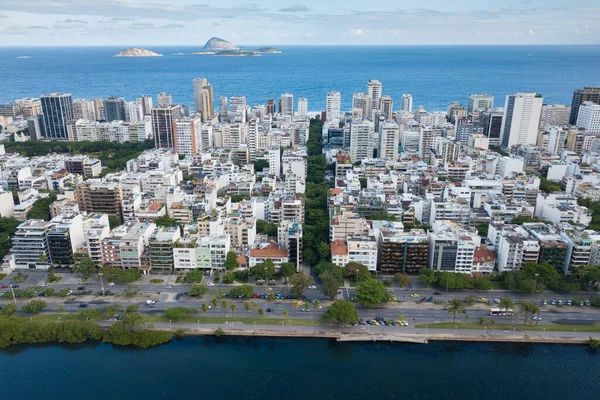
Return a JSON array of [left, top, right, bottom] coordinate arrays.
[[490, 308, 513, 316]]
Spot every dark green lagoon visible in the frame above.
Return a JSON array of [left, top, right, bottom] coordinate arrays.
[[1, 337, 598, 399]]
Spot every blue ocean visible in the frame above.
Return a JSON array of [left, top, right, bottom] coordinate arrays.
[[0, 45, 599, 111]]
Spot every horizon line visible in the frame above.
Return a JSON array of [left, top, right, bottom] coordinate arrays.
[[1, 43, 599, 48]]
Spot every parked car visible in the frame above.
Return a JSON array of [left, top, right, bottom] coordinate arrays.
[[427, 297, 433, 302], [11, 284, 19, 288], [79, 303, 88, 308], [558, 300, 563, 305], [542, 300, 547, 305], [0, 284, 8, 289], [207, 283, 215, 287], [266, 308, 273, 313], [108, 282, 115, 286], [579, 301, 585, 306], [164, 286, 172, 289], [410, 293, 420, 298], [77, 286, 85, 291], [257, 279, 266, 283], [567, 300, 572, 306], [433, 292, 442, 296], [550, 299, 556, 305], [308, 285, 316, 289], [586, 300, 591, 306]]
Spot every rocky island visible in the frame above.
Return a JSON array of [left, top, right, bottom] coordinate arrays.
[[192, 37, 281, 56], [114, 48, 162, 57]]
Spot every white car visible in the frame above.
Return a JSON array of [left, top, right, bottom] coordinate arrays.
[[164, 286, 172, 289], [494, 299, 501, 304], [207, 283, 215, 287], [108, 282, 115, 286], [257, 279, 266, 283], [42, 283, 48, 287], [308, 285, 316, 289]]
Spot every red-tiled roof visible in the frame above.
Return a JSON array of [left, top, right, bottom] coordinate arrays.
[[330, 239, 348, 255]]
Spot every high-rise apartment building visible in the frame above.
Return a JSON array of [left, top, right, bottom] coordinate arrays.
[[75, 181, 123, 218], [124, 101, 142, 122], [193, 78, 214, 121], [219, 96, 228, 122], [136, 96, 153, 116], [480, 108, 503, 146], [379, 95, 393, 119], [157, 92, 173, 107], [297, 97, 308, 117], [500, 92, 543, 148], [174, 117, 202, 157], [570, 87, 600, 125], [229, 96, 247, 123], [266, 99, 275, 115], [367, 80, 382, 110], [378, 122, 400, 161], [152, 105, 181, 149], [467, 93, 494, 114], [73, 99, 96, 121], [539, 104, 571, 130], [352, 93, 372, 120], [280, 93, 294, 116], [103, 97, 126, 122], [350, 119, 374, 162], [326, 91, 341, 121], [41, 93, 74, 139], [401, 94, 413, 113], [576, 102, 600, 133]]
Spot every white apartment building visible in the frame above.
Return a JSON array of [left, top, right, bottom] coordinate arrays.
[[350, 119, 374, 162], [280, 93, 294, 117], [297, 98, 308, 117], [367, 80, 382, 111], [347, 234, 378, 271], [500, 92, 543, 148], [539, 104, 571, 130], [401, 94, 413, 113], [174, 117, 202, 157], [326, 92, 341, 121], [467, 93, 494, 114], [378, 122, 400, 161], [576, 102, 600, 133]]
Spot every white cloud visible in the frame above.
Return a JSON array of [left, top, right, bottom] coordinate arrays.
[[349, 29, 365, 37]]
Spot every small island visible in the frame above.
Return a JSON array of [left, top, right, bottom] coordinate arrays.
[[193, 37, 281, 56], [114, 48, 163, 57]]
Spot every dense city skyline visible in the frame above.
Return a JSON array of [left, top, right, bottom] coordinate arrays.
[[0, 0, 599, 46]]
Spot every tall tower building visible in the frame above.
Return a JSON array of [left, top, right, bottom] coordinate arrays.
[[576, 102, 600, 133], [193, 78, 214, 121], [539, 104, 571, 130], [326, 92, 341, 121], [350, 119, 375, 162], [157, 92, 173, 107], [480, 108, 504, 146], [570, 87, 600, 125], [41, 93, 74, 139], [280, 93, 294, 116], [297, 98, 308, 117], [401, 94, 413, 113], [500, 92, 543, 148], [73, 99, 96, 121], [103, 97, 126, 122], [219, 96, 228, 122], [379, 96, 393, 120], [136, 96, 153, 116], [124, 101, 142, 122], [92, 98, 105, 120], [378, 122, 400, 161], [229, 96, 247, 123], [352, 93, 372, 120], [152, 105, 181, 149], [367, 80, 382, 110], [174, 117, 202, 157], [266, 99, 275, 115], [467, 93, 494, 114]]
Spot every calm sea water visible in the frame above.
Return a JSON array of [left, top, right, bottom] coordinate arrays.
[[0, 337, 598, 399], [0, 46, 599, 111]]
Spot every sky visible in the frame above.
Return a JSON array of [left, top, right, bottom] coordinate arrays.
[[0, 0, 598, 46]]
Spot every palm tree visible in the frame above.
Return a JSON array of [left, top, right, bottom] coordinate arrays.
[[519, 301, 540, 325], [479, 316, 486, 325], [313, 300, 321, 310], [221, 299, 228, 316], [230, 303, 237, 316], [201, 303, 208, 315], [447, 299, 464, 323], [243, 301, 251, 314], [257, 308, 264, 317], [498, 297, 515, 320], [252, 301, 259, 310], [211, 297, 218, 309], [283, 309, 288, 318]]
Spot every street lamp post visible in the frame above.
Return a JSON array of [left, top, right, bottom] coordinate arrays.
[[98, 272, 105, 296], [253, 321, 256, 334], [169, 319, 172, 329], [197, 320, 200, 330], [532, 273, 539, 297], [9, 284, 17, 305]]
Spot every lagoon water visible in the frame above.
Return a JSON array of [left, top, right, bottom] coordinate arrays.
[[1, 337, 599, 400], [0, 45, 599, 111]]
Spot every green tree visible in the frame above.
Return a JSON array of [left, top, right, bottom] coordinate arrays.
[[230, 303, 237, 316], [344, 263, 371, 281], [313, 300, 321, 309], [267, 293, 276, 303], [256, 220, 277, 236], [184, 269, 205, 283], [126, 304, 140, 313], [279, 262, 296, 283], [0, 303, 17, 316], [220, 299, 228, 314], [323, 300, 359, 325], [155, 216, 179, 227], [222, 272, 235, 284], [249, 260, 275, 280], [447, 298, 465, 323], [498, 297, 515, 319], [108, 216, 122, 230], [356, 278, 388, 306], [282, 309, 288, 318], [290, 272, 312, 297], [257, 308, 265, 316], [519, 301, 540, 325], [164, 307, 196, 321], [229, 284, 254, 298], [224, 251, 238, 271], [26, 192, 57, 221], [320, 272, 341, 299], [394, 273, 411, 287], [44, 287, 55, 296], [123, 284, 140, 298], [211, 297, 218, 309], [73, 256, 96, 277], [253, 159, 269, 173], [419, 268, 437, 286], [243, 301, 251, 314], [189, 284, 209, 297], [201, 303, 209, 315], [21, 299, 47, 314]]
